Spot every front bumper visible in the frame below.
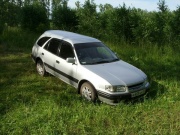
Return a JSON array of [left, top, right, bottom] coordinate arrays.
[[97, 83, 150, 105]]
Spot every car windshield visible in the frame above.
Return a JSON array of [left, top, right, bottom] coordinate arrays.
[[74, 42, 119, 65]]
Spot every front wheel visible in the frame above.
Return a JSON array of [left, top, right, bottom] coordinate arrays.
[[80, 82, 97, 102], [36, 60, 46, 76]]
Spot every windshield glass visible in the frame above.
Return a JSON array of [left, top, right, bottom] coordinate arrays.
[[74, 42, 119, 65]]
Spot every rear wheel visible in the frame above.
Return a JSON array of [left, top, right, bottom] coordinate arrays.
[[80, 82, 97, 102], [36, 60, 46, 76]]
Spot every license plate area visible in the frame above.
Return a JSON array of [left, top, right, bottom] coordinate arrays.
[[131, 89, 145, 98]]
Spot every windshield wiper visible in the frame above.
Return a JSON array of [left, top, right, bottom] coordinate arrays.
[[93, 58, 120, 64], [82, 58, 119, 65], [110, 58, 119, 62], [92, 60, 110, 64]]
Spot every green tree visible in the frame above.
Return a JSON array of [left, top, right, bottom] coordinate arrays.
[[153, 0, 171, 44], [158, 0, 168, 13], [0, 0, 5, 34], [98, 4, 114, 39], [52, 0, 78, 31], [0, 0, 20, 27], [75, 0, 100, 37], [128, 8, 145, 43], [110, 4, 133, 41], [171, 6, 180, 39], [21, 4, 49, 32]]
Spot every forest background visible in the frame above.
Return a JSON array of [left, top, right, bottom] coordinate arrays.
[[0, 0, 180, 45]]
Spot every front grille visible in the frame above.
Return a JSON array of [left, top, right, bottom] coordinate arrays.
[[128, 82, 144, 91]]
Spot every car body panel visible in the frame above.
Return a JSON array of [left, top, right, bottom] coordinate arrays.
[[54, 57, 78, 86], [31, 30, 150, 105], [37, 30, 101, 45], [82, 60, 146, 86]]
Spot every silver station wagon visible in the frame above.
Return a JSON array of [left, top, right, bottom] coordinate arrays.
[[31, 30, 150, 105]]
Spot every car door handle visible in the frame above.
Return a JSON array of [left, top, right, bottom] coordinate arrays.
[[56, 60, 60, 64], [42, 53, 44, 55]]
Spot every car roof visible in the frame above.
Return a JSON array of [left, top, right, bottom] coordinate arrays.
[[42, 30, 101, 44]]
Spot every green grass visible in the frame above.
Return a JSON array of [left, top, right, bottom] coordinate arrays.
[[0, 28, 180, 134]]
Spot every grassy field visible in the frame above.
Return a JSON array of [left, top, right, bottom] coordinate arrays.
[[0, 28, 180, 135]]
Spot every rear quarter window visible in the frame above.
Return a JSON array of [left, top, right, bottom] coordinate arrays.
[[37, 37, 51, 47]]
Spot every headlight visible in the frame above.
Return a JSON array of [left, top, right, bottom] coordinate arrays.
[[105, 85, 114, 92], [143, 78, 149, 86], [105, 85, 127, 92], [115, 86, 127, 92]]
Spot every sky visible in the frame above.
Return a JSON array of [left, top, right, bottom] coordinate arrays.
[[68, 0, 180, 11]]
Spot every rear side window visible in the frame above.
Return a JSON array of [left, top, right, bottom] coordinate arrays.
[[37, 37, 51, 47], [44, 38, 61, 55]]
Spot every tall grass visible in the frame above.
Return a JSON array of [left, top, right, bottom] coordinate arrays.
[[0, 28, 180, 134]]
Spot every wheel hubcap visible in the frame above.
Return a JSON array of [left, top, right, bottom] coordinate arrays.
[[82, 86, 92, 101]]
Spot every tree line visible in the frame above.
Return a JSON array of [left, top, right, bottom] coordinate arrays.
[[0, 0, 180, 45]]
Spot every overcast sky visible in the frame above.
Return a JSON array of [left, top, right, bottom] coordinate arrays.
[[68, 0, 180, 11]]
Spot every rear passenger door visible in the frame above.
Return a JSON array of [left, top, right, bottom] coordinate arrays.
[[42, 38, 61, 75]]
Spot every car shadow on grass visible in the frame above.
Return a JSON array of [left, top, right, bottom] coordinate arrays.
[[146, 80, 166, 99], [122, 80, 167, 105]]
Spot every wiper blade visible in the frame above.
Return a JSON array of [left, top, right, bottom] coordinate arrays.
[[92, 59, 119, 64], [84, 58, 119, 65], [93, 60, 110, 64], [110, 58, 119, 62]]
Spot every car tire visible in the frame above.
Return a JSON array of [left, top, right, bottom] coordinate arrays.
[[36, 60, 46, 76], [80, 82, 97, 102]]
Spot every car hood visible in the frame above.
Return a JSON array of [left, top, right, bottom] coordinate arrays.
[[83, 60, 146, 86]]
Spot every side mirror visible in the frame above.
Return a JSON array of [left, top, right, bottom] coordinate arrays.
[[66, 57, 75, 64]]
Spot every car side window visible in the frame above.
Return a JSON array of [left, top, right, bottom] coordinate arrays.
[[37, 37, 51, 47], [44, 38, 61, 55], [59, 41, 74, 59]]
